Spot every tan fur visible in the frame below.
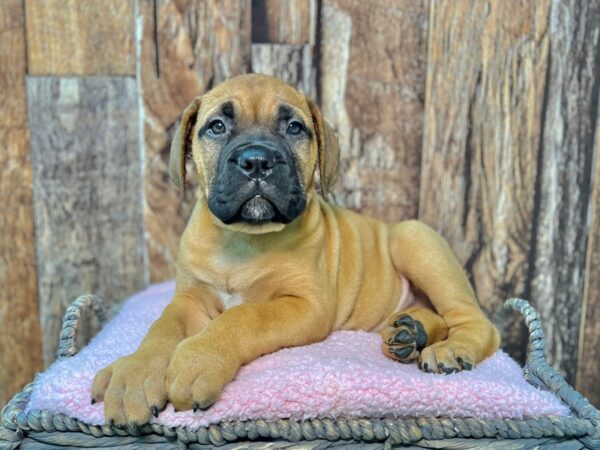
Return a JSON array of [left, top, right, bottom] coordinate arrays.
[[93, 74, 500, 425]]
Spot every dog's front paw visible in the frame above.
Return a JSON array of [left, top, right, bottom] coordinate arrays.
[[92, 352, 169, 427], [419, 341, 474, 374], [381, 313, 428, 363], [166, 337, 238, 412]]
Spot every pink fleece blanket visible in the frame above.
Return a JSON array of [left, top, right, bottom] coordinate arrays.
[[27, 281, 569, 428]]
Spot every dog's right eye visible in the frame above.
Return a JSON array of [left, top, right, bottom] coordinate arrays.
[[208, 120, 226, 136]]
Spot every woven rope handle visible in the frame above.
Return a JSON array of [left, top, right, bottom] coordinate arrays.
[[57, 294, 107, 358], [503, 298, 546, 365], [504, 298, 600, 425]]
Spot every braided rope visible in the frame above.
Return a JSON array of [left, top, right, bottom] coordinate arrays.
[[1, 297, 599, 450], [57, 294, 107, 359], [506, 298, 600, 422]]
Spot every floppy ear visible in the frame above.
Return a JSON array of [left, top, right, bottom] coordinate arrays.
[[169, 97, 203, 190], [307, 99, 340, 200]]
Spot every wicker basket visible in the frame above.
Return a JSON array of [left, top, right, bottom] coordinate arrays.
[[1, 297, 599, 449]]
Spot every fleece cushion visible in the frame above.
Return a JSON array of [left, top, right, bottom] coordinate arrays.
[[27, 281, 569, 429]]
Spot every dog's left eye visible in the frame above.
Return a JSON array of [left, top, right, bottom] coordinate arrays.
[[287, 121, 303, 136], [208, 120, 226, 135]]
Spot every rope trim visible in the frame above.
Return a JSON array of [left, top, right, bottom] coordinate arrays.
[[1, 297, 599, 449], [57, 294, 107, 359]]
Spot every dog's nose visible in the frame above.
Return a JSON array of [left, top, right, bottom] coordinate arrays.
[[234, 147, 277, 179]]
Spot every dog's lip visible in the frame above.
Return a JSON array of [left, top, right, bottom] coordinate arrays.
[[240, 193, 276, 210], [238, 194, 280, 223], [242, 190, 275, 206]]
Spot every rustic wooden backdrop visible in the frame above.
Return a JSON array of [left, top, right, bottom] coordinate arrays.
[[1, 0, 599, 409]]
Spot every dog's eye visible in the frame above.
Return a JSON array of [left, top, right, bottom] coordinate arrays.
[[287, 121, 303, 136], [208, 120, 226, 135]]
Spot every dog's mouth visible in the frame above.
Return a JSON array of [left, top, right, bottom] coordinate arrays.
[[235, 195, 280, 224], [209, 182, 306, 226]]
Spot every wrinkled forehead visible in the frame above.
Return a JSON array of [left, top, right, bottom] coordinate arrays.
[[197, 76, 312, 127]]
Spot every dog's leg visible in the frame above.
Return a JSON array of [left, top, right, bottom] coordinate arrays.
[[381, 306, 448, 365], [92, 275, 215, 426], [165, 295, 332, 411], [388, 220, 500, 374]]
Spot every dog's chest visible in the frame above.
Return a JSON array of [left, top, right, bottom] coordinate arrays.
[[196, 247, 272, 309], [214, 289, 244, 310]]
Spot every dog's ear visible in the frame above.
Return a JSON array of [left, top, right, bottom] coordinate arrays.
[[169, 97, 203, 190], [307, 99, 340, 200]]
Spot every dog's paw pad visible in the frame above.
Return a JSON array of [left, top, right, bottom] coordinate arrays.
[[383, 314, 428, 363]]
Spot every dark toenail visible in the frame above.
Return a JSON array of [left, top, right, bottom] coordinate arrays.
[[442, 367, 457, 374], [438, 363, 444, 370], [393, 330, 413, 344], [394, 315, 414, 328], [193, 402, 200, 413], [423, 362, 429, 371], [151, 405, 159, 418], [91, 398, 96, 405], [392, 346, 414, 359], [457, 357, 473, 370], [108, 419, 114, 428], [198, 401, 214, 411]]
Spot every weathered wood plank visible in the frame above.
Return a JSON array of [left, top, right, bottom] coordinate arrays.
[[27, 77, 147, 366], [419, 0, 551, 365], [577, 58, 600, 409], [530, 0, 600, 385], [251, 44, 316, 99], [0, 0, 42, 408], [319, 0, 427, 221], [578, 119, 600, 409], [0, 1, 27, 127], [251, 0, 313, 45], [141, 0, 251, 282], [25, 0, 134, 75]]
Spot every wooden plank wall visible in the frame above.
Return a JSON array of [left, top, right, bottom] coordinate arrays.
[[0, 0, 42, 407], [320, 0, 427, 221], [0, 0, 599, 409], [422, 0, 600, 391], [27, 77, 146, 366], [24, 0, 146, 370]]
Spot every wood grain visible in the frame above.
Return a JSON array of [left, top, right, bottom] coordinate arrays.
[[0, 1, 27, 128], [530, 0, 600, 385], [578, 119, 600, 409], [141, 0, 251, 282], [25, 0, 134, 75], [252, 0, 314, 45], [577, 47, 600, 409], [251, 44, 316, 99], [319, 0, 428, 222], [27, 77, 147, 366], [0, 0, 43, 408], [0, 0, 42, 406], [420, 0, 551, 365]]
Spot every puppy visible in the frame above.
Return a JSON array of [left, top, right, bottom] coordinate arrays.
[[92, 74, 500, 426]]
